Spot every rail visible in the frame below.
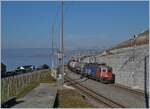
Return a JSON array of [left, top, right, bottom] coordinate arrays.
[[65, 76, 126, 108], [112, 84, 144, 96]]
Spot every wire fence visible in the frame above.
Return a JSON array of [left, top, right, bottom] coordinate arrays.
[[1, 69, 50, 104]]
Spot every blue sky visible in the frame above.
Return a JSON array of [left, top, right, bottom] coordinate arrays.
[[1, 1, 149, 49]]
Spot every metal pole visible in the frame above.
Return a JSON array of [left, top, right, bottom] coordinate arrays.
[[132, 35, 137, 89], [144, 56, 149, 108], [58, 1, 64, 89], [61, 1, 64, 86]]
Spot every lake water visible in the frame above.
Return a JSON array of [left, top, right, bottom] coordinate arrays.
[[1, 48, 58, 71], [1, 48, 99, 71]]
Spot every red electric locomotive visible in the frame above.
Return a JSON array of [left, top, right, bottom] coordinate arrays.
[[96, 64, 114, 83], [67, 59, 115, 84]]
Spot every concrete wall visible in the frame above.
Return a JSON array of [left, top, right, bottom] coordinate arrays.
[[82, 45, 149, 91]]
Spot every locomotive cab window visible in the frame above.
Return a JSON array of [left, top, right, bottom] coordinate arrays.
[[108, 68, 112, 72], [99, 68, 101, 72], [102, 69, 106, 72], [102, 68, 107, 72]]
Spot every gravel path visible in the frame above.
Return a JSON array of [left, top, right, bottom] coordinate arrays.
[[12, 83, 57, 108], [66, 70, 145, 108]]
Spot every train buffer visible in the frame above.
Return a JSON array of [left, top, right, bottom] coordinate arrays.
[[12, 83, 57, 108]]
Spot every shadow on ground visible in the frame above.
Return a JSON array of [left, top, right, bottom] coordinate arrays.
[[1, 97, 24, 108]]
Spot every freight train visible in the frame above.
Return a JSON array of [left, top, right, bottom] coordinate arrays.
[[67, 59, 115, 84]]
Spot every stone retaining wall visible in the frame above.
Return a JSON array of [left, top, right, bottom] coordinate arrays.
[[82, 45, 149, 91]]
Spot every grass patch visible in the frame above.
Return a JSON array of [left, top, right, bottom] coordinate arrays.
[[16, 82, 39, 99], [57, 89, 95, 108], [39, 70, 56, 83], [16, 70, 56, 99]]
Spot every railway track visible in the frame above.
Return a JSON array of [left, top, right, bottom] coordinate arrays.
[[111, 84, 144, 96], [67, 67, 144, 96], [64, 75, 126, 108]]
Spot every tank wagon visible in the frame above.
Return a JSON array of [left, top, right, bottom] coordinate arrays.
[[68, 59, 115, 84]]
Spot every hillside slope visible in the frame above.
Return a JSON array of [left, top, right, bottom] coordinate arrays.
[[110, 30, 149, 50]]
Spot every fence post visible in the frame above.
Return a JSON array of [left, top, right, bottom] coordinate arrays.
[[7, 78, 10, 100], [14, 76, 17, 95]]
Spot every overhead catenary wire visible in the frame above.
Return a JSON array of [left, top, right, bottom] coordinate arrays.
[[51, 24, 54, 68]]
